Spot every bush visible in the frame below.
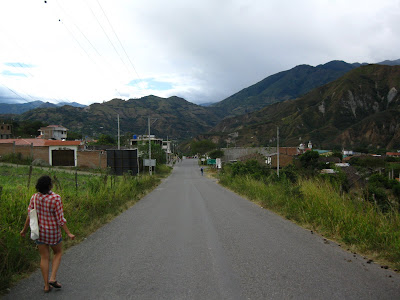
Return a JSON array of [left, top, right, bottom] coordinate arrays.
[[0, 153, 32, 165], [364, 185, 390, 212], [230, 160, 270, 180], [299, 150, 320, 169], [279, 164, 298, 183], [208, 149, 224, 159], [349, 156, 385, 168]]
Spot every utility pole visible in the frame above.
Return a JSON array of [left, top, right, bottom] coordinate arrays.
[[117, 114, 120, 150], [277, 126, 279, 177], [148, 117, 152, 176]]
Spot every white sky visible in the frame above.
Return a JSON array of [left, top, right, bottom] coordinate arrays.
[[0, 0, 399, 105]]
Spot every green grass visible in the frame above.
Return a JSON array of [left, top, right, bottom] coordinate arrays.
[[218, 173, 400, 270], [0, 164, 171, 292]]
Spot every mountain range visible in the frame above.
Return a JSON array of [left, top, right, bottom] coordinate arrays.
[[13, 96, 221, 140], [209, 64, 400, 149], [0, 100, 85, 114], [1, 59, 400, 150], [212, 59, 400, 118]]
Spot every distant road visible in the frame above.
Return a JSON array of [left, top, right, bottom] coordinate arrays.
[[5, 159, 400, 299]]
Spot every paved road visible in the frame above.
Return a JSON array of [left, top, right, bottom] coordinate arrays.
[[4, 159, 400, 299]]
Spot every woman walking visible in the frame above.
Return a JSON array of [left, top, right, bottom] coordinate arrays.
[[20, 175, 75, 293]]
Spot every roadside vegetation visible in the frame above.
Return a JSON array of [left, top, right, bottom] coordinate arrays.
[[217, 151, 400, 271], [0, 164, 171, 292]]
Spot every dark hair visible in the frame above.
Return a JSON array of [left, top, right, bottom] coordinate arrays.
[[35, 175, 53, 194]]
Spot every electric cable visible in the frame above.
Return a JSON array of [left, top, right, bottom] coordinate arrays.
[[95, 0, 144, 88], [84, 0, 131, 75]]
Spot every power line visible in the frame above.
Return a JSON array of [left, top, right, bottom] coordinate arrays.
[[95, 0, 143, 86], [84, 0, 131, 75], [0, 81, 32, 103], [53, 0, 129, 99]]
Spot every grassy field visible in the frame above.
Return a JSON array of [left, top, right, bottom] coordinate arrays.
[[0, 164, 171, 292], [218, 171, 400, 271]]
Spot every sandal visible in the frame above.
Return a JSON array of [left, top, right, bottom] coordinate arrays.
[[44, 286, 52, 293], [49, 281, 62, 289]]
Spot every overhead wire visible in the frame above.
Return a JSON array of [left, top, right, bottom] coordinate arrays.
[[2, 0, 144, 105], [0, 14, 68, 104], [94, 0, 144, 88], [0, 81, 32, 103], [54, 0, 128, 99], [83, 0, 131, 75], [46, 0, 112, 103]]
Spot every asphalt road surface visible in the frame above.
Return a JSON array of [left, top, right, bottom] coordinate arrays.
[[4, 159, 400, 299]]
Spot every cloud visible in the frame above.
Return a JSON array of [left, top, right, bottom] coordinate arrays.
[[4, 62, 34, 68], [1, 70, 27, 77], [0, 0, 399, 105], [128, 78, 173, 91]]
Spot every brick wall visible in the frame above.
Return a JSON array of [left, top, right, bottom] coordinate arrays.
[[0, 143, 107, 169], [0, 144, 13, 157], [0, 143, 50, 163], [77, 150, 107, 169]]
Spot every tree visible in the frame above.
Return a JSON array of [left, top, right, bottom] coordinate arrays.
[[96, 134, 116, 145], [139, 142, 167, 164], [190, 140, 216, 155], [299, 150, 320, 169], [10, 120, 48, 137], [67, 131, 82, 140], [208, 149, 224, 159]]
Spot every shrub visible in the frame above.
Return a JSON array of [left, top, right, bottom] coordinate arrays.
[[230, 160, 270, 180], [299, 150, 320, 169], [208, 149, 224, 159], [0, 153, 32, 165]]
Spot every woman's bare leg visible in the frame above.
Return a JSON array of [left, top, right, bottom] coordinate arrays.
[[38, 244, 50, 291], [49, 242, 63, 285]]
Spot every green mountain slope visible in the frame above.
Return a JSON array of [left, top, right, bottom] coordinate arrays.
[[17, 96, 222, 140], [212, 60, 361, 117], [210, 64, 400, 149]]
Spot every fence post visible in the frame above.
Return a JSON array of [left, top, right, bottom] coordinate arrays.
[[27, 165, 33, 189], [75, 168, 78, 195]]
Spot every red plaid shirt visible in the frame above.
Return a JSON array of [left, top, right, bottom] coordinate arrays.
[[28, 191, 67, 245]]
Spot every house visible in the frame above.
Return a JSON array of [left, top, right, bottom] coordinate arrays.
[[130, 135, 171, 154], [38, 125, 68, 140], [0, 123, 12, 139], [0, 138, 81, 166], [386, 152, 400, 157]]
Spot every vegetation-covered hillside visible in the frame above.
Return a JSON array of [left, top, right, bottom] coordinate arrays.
[[212, 60, 361, 117], [17, 96, 223, 140], [209, 64, 400, 149]]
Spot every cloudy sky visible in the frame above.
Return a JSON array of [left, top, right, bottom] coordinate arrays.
[[0, 0, 399, 106]]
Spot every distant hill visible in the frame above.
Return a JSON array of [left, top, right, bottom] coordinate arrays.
[[0, 100, 85, 114], [378, 59, 400, 66], [209, 64, 400, 150], [16, 96, 222, 140], [212, 59, 400, 118]]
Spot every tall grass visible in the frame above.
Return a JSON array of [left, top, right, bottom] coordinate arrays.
[[219, 173, 400, 269], [0, 165, 171, 292]]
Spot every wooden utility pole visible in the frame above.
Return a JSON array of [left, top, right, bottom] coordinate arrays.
[[148, 117, 152, 176], [277, 126, 279, 177], [117, 114, 120, 150]]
